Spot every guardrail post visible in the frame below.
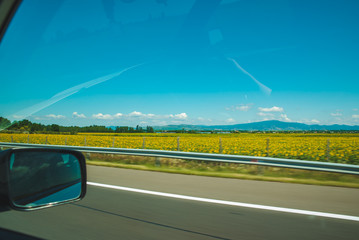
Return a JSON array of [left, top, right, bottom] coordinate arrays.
[[327, 139, 330, 162], [266, 138, 270, 157], [27, 134, 30, 144], [257, 165, 264, 175], [155, 157, 161, 167], [45, 136, 48, 144], [219, 137, 223, 154], [65, 137, 67, 145], [177, 137, 180, 151], [142, 137, 146, 149], [84, 137, 86, 146]]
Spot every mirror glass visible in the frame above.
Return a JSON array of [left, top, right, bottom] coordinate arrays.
[[8, 151, 82, 208]]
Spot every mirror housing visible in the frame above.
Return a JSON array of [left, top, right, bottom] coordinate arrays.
[[0, 148, 86, 210]]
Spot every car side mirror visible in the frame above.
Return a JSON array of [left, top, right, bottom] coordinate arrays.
[[0, 148, 86, 210]]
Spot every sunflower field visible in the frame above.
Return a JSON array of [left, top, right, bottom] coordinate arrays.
[[0, 133, 358, 164]]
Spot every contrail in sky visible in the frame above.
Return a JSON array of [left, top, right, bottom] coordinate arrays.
[[8, 63, 143, 121], [227, 57, 272, 95]]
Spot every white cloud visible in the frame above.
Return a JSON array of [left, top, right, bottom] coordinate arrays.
[[298, 119, 321, 124], [226, 103, 252, 112], [46, 114, 65, 119], [128, 111, 143, 117], [353, 108, 358, 111], [352, 114, 359, 119], [226, 118, 235, 123], [91, 113, 123, 120], [72, 112, 86, 118], [310, 119, 320, 124], [91, 112, 156, 120], [114, 113, 123, 118], [330, 112, 342, 117], [258, 106, 284, 112], [85, 111, 188, 122], [256, 107, 291, 122], [92, 113, 113, 120], [127, 111, 155, 118], [168, 113, 188, 119], [173, 113, 187, 119], [236, 105, 250, 111], [280, 114, 291, 122], [257, 112, 274, 117]]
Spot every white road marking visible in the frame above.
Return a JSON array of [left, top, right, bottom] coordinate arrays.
[[87, 181, 359, 222]]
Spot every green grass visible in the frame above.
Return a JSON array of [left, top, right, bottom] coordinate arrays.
[[85, 153, 359, 189]]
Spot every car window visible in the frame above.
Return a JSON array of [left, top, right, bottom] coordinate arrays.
[[0, 1, 359, 239]]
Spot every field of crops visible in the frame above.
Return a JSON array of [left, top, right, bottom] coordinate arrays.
[[0, 133, 358, 164]]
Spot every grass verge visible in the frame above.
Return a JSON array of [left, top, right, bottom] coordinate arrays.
[[85, 153, 359, 189]]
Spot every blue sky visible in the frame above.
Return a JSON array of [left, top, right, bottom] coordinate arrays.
[[0, 0, 359, 127]]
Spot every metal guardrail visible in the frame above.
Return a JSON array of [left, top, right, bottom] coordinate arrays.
[[1, 142, 359, 175]]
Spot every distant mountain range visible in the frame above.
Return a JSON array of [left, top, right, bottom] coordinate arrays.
[[153, 120, 359, 131]]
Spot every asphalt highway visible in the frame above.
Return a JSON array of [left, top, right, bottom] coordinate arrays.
[[0, 165, 358, 239]]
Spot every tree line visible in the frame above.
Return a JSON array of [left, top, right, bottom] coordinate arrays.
[[0, 117, 154, 134], [1, 116, 358, 134]]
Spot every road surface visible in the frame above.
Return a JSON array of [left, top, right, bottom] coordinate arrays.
[[0, 165, 358, 239]]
